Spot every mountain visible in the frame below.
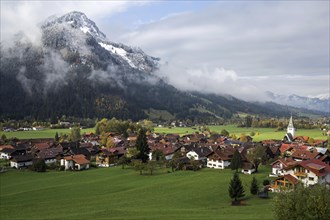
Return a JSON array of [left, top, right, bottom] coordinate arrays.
[[0, 11, 325, 121], [266, 91, 329, 113]]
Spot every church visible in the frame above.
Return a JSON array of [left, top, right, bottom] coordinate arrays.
[[284, 116, 295, 142]]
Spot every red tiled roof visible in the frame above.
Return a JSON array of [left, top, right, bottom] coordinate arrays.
[[150, 143, 178, 155], [280, 144, 293, 153], [279, 174, 299, 185], [33, 143, 51, 150], [63, 154, 89, 165], [300, 159, 330, 177], [0, 145, 15, 150], [291, 149, 319, 160], [271, 157, 297, 168]]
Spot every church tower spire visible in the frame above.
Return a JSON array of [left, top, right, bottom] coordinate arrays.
[[287, 115, 295, 137]]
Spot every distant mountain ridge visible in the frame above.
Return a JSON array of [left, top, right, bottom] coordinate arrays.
[[266, 91, 329, 113], [0, 11, 327, 121]]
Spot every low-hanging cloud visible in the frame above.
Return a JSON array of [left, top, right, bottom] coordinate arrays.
[[119, 1, 329, 100], [1, 1, 149, 45]]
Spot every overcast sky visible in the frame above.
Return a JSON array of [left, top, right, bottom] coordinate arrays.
[[1, 1, 329, 101]]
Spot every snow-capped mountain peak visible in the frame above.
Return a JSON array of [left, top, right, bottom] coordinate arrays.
[[41, 11, 159, 73], [43, 11, 106, 40]]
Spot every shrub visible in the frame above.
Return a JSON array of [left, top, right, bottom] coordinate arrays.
[[31, 159, 47, 172], [263, 179, 270, 186]]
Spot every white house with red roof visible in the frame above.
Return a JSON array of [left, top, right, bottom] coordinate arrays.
[[61, 154, 90, 171], [283, 159, 330, 187], [207, 148, 234, 169], [270, 157, 297, 177]]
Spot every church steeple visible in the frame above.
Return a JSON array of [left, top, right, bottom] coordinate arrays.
[[287, 115, 295, 137]]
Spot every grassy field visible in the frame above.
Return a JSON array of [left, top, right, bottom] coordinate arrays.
[[156, 125, 327, 141], [0, 128, 95, 140], [0, 125, 326, 142], [0, 166, 274, 220]]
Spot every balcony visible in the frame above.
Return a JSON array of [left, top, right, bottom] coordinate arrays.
[[294, 172, 307, 177]]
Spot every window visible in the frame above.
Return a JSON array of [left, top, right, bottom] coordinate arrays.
[[308, 177, 314, 181]]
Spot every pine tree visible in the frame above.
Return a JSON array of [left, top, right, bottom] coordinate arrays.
[[228, 173, 245, 203], [230, 150, 242, 172], [250, 177, 258, 195], [135, 128, 150, 163], [54, 132, 59, 142]]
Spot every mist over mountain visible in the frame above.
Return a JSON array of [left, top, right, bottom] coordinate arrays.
[[0, 11, 326, 121]]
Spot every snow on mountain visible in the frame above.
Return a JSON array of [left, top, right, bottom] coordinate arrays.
[[43, 11, 106, 40], [308, 93, 330, 100], [99, 42, 137, 69], [42, 11, 159, 73], [266, 91, 330, 113]]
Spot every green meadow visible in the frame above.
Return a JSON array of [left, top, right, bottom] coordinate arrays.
[[0, 166, 274, 220], [155, 125, 327, 141], [0, 125, 326, 141], [0, 128, 94, 140]]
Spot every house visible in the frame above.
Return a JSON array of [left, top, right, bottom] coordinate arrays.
[[0, 148, 17, 159], [265, 145, 281, 158], [186, 146, 212, 165], [283, 159, 330, 187], [96, 147, 126, 167], [270, 157, 297, 177], [69, 147, 92, 160], [207, 148, 233, 169], [271, 174, 299, 192], [60, 154, 90, 170], [241, 162, 256, 175], [36, 148, 62, 164], [0, 145, 15, 151], [10, 155, 33, 168], [58, 142, 79, 151], [148, 143, 180, 161], [32, 126, 44, 131], [279, 143, 295, 156], [291, 149, 320, 161]]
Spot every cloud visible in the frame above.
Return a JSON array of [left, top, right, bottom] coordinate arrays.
[[119, 1, 329, 99], [1, 1, 329, 101], [0, 1, 148, 44]]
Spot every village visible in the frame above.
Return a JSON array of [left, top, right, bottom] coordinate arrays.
[[1, 116, 329, 192]]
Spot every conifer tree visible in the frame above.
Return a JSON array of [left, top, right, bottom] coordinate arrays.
[[230, 150, 242, 172], [54, 132, 59, 142], [228, 173, 245, 203], [135, 128, 150, 163], [250, 177, 258, 195]]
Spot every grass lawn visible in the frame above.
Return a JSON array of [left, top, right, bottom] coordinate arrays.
[[0, 166, 274, 220], [0, 128, 95, 140], [156, 125, 327, 141]]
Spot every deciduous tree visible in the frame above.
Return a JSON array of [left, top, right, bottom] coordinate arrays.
[[246, 144, 267, 172], [273, 184, 330, 220], [220, 129, 230, 137], [70, 126, 81, 142]]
